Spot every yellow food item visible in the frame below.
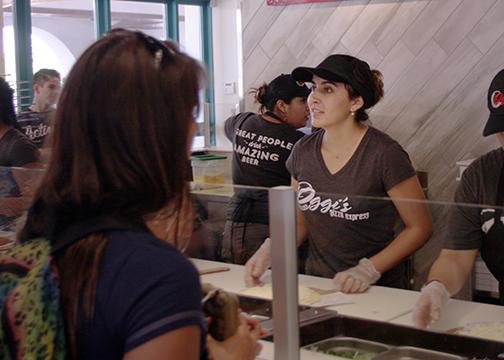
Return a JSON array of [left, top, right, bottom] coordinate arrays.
[[241, 283, 321, 305]]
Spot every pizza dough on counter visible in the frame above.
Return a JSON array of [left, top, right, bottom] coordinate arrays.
[[241, 283, 322, 305]]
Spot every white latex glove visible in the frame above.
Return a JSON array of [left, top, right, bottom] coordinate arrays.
[[332, 258, 381, 293], [412, 280, 450, 329], [244, 238, 271, 287]]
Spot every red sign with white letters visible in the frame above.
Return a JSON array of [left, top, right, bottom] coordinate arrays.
[[267, 0, 336, 5]]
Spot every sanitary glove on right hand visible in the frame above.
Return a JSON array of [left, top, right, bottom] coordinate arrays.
[[244, 238, 271, 287], [412, 280, 450, 329]]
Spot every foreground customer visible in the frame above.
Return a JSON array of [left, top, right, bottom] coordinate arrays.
[[245, 54, 432, 293], [413, 69, 504, 329], [18, 30, 261, 359]]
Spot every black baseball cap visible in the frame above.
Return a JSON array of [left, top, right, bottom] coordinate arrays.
[[291, 54, 376, 109], [483, 69, 504, 137], [268, 73, 310, 100]]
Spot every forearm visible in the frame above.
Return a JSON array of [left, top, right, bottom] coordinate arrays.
[[0, 197, 31, 217], [426, 249, 477, 296], [296, 208, 308, 246], [370, 224, 431, 274]]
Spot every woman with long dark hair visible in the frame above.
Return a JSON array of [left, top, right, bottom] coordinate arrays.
[[19, 30, 261, 360]]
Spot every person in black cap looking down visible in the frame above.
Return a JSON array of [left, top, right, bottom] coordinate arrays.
[[223, 74, 310, 264], [413, 69, 504, 329], [244, 54, 432, 293]]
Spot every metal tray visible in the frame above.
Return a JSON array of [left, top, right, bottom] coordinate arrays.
[[373, 346, 465, 360], [304, 336, 390, 359]]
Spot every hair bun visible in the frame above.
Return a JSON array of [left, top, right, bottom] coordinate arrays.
[[370, 69, 384, 104]]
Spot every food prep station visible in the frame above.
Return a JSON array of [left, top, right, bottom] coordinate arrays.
[[195, 258, 504, 360]]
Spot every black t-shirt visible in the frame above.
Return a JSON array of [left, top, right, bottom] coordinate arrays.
[[16, 110, 53, 148], [286, 127, 416, 286], [77, 230, 206, 359], [0, 128, 39, 167], [224, 112, 304, 223], [445, 148, 504, 250], [225, 112, 304, 187]]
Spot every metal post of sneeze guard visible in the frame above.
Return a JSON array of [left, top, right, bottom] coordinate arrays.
[[269, 186, 299, 360]]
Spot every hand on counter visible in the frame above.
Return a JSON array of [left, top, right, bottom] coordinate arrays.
[[412, 280, 450, 329], [207, 313, 263, 360], [244, 238, 271, 287], [332, 258, 381, 293]]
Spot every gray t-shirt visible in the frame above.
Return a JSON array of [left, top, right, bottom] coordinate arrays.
[[286, 127, 416, 286], [445, 148, 504, 250]]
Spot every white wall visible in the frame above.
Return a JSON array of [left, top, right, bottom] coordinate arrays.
[[212, 0, 242, 150]]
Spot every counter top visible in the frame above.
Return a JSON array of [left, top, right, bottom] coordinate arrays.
[[193, 258, 504, 332]]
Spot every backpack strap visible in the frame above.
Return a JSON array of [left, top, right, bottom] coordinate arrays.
[[50, 215, 149, 254]]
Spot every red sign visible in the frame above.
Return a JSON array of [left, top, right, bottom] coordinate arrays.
[[267, 0, 336, 5]]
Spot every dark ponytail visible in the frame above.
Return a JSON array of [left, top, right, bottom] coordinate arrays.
[[250, 74, 310, 114]]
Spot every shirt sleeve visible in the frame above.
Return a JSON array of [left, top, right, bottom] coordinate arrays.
[[224, 114, 239, 142], [122, 248, 205, 353], [381, 142, 416, 191], [285, 141, 300, 180], [9, 138, 39, 167], [444, 165, 483, 250]]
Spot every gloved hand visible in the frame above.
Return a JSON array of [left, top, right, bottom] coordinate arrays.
[[412, 280, 450, 329], [333, 258, 381, 293], [244, 238, 271, 287]]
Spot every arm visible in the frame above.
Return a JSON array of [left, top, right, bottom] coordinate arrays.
[[412, 249, 477, 328], [333, 175, 432, 293], [124, 326, 200, 360], [244, 177, 305, 286], [291, 178, 308, 246], [0, 165, 42, 217], [426, 248, 478, 296], [370, 175, 433, 273]]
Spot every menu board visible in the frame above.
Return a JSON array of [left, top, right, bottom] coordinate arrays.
[[267, 0, 336, 5]]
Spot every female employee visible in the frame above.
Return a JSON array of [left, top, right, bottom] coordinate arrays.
[[222, 74, 309, 264], [18, 30, 261, 360], [245, 54, 432, 293], [413, 69, 504, 329]]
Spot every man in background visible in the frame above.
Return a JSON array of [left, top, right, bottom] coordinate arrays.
[[16, 69, 61, 148]]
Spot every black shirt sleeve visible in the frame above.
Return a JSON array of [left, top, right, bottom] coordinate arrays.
[[444, 164, 483, 250], [381, 142, 416, 191], [224, 115, 239, 142], [9, 135, 40, 167]]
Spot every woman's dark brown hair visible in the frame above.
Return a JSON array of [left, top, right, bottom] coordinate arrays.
[[19, 30, 204, 359], [345, 62, 384, 122], [250, 74, 310, 114]]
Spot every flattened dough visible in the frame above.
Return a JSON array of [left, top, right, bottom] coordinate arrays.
[[241, 283, 321, 305]]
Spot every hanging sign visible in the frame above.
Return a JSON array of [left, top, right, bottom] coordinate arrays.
[[267, 0, 336, 5]]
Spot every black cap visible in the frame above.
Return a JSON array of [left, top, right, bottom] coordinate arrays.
[[483, 69, 504, 137], [291, 54, 376, 109], [268, 73, 310, 100]]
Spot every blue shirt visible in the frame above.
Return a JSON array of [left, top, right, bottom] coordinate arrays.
[[77, 230, 206, 359]]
